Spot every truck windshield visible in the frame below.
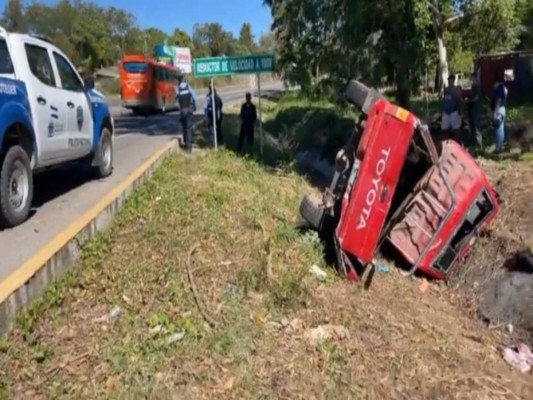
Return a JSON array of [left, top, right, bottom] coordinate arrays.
[[432, 189, 495, 273], [0, 39, 14, 74], [122, 62, 148, 74]]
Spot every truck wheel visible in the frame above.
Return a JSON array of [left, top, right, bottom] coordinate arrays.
[[299, 194, 324, 230], [92, 127, 113, 179], [0, 146, 33, 228], [345, 80, 371, 109]]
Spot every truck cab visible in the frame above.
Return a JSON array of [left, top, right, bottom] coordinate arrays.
[[0, 26, 114, 228], [300, 80, 499, 282]]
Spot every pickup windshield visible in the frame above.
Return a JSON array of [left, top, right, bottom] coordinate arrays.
[[0, 39, 14, 74]]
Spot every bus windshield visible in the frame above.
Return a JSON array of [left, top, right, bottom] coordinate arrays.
[[122, 62, 148, 74]]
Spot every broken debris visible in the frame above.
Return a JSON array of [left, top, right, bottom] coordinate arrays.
[[304, 324, 349, 346], [502, 343, 533, 373], [309, 264, 327, 281]]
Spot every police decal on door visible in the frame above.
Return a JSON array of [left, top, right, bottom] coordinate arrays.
[[48, 120, 54, 137], [76, 105, 84, 131]]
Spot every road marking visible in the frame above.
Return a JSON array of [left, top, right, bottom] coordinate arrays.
[[0, 140, 176, 305]]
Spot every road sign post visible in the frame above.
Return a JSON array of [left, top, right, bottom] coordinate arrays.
[[193, 54, 275, 157], [257, 73, 263, 157], [211, 78, 217, 149]]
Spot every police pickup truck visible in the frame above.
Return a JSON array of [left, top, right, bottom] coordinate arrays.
[[0, 26, 114, 229]]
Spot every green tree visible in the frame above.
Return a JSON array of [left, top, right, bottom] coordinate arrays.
[[106, 7, 136, 58], [258, 31, 276, 54], [238, 22, 255, 53], [170, 28, 192, 48], [1, 0, 26, 32], [143, 27, 168, 56], [192, 23, 236, 57]]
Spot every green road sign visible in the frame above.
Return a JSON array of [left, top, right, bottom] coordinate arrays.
[[193, 54, 274, 78]]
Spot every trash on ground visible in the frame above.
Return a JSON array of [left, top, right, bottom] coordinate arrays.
[[376, 263, 389, 273], [268, 321, 283, 330], [309, 264, 327, 280], [286, 318, 304, 333], [149, 325, 166, 335], [227, 282, 239, 294], [418, 279, 430, 293], [304, 324, 349, 346], [166, 331, 186, 344], [93, 306, 122, 323], [502, 343, 533, 373]]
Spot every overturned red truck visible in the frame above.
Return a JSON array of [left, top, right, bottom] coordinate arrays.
[[300, 80, 500, 282]]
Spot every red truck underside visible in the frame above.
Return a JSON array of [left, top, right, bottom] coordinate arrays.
[[333, 98, 499, 281]]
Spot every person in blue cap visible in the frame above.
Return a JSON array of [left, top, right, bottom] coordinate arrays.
[[176, 75, 197, 153]]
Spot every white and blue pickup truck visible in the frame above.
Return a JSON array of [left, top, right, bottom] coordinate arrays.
[[0, 26, 114, 229]]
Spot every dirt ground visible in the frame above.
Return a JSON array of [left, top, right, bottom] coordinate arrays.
[[1, 151, 533, 399], [449, 159, 533, 346]]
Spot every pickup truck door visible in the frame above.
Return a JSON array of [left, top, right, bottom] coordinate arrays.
[[23, 41, 69, 164], [51, 51, 93, 158]]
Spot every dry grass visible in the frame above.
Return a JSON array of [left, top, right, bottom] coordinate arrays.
[[0, 150, 532, 399]]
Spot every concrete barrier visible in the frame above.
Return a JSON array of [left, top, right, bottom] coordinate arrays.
[[0, 139, 178, 334]]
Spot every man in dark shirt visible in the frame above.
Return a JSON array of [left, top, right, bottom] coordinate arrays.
[[466, 72, 482, 147], [204, 86, 223, 147], [237, 92, 257, 152], [441, 74, 463, 137]]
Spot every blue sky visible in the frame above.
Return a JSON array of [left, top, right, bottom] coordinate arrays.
[[40, 0, 273, 38]]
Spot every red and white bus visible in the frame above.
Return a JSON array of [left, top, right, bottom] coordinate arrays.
[[119, 55, 181, 115]]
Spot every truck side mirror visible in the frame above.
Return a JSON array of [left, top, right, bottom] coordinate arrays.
[[84, 76, 95, 91]]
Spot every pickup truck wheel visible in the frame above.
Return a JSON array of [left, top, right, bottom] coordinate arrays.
[[345, 80, 371, 109], [0, 146, 33, 228], [299, 194, 324, 230], [92, 127, 113, 179]]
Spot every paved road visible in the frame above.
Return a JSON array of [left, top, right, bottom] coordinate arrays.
[[0, 82, 283, 282]]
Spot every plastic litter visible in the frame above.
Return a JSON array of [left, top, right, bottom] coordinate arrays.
[[502, 343, 533, 373]]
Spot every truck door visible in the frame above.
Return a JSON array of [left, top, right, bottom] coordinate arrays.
[[23, 42, 69, 164], [51, 51, 93, 158]]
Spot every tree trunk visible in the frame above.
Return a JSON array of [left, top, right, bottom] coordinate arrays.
[[434, 62, 440, 92], [395, 66, 411, 109], [436, 34, 449, 88], [429, 0, 450, 89]]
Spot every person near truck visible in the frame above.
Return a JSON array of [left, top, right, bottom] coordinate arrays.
[[237, 92, 257, 152], [466, 72, 482, 148], [490, 72, 508, 153], [440, 74, 463, 139], [204, 86, 223, 146], [176, 76, 197, 153]]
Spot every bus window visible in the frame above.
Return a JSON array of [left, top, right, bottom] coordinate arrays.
[[122, 62, 148, 73]]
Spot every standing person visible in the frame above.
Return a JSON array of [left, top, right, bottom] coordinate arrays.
[[466, 72, 482, 148], [176, 76, 197, 153], [237, 92, 257, 152], [204, 86, 223, 146], [490, 72, 508, 154], [440, 74, 463, 141]]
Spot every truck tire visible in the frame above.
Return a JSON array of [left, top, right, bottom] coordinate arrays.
[[299, 194, 324, 230], [345, 80, 371, 109], [0, 145, 33, 228], [92, 127, 113, 179]]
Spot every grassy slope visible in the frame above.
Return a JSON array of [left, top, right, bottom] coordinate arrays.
[[1, 94, 533, 398]]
